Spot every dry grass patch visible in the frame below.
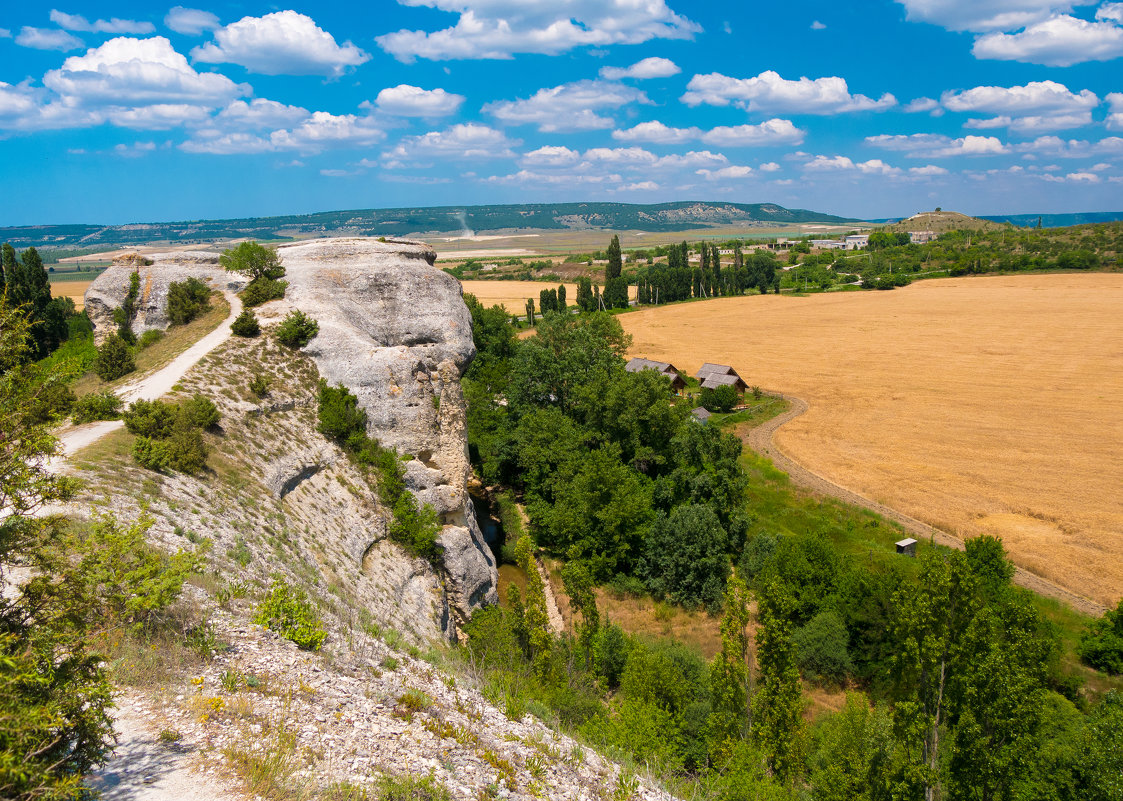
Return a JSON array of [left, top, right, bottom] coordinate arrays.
[[620, 273, 1123, 607]]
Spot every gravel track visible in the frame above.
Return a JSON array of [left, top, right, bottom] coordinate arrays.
[[744, 393, 1105, 618]]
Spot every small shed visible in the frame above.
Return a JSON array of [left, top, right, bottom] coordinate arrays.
[[895, 538, 918, 557], [691, 407, 712, 423]]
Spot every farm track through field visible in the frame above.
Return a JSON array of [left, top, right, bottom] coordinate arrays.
[[744, 393, 1106, 618]]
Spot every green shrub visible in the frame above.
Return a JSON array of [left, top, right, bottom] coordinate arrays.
[[166, 277, 211, 325], [240, 277, 288, 308], [249, 374, 270, 397], [72, 391, 123, 423], [137, 329, 164, 348], [318, 380, 368, 447], [22, 379, 76, 424], [230, 309, 261, 337], [793, 608, 854, 685], [253, 581, 327, 650], [123, 399, 177, 438], [180, 395, 220, 430], [94, 333, 135, 381], [165, 422, 209, 474], [1079, 598, 1123, 674], [275, 309, 318, 348], [133, 436, 170, 471], [376, 773, 451, 801]]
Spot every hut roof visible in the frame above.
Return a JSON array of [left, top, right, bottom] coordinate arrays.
[[695, 362, 735, 379], [691, 407, 712, 422], [701, 373, 747, 390], [626, 357, 675, 373]]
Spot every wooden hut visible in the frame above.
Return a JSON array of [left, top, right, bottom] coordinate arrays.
[[691, 406, 712, 423], [895, 538, 918, 557], [625, 357, 686, 392]]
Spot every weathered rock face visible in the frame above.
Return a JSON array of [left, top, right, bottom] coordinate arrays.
[[85, 250, 247, 343], [277, 238, 497, 625]]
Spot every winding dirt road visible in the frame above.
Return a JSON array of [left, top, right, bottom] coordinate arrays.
[[744, 393, 1106, 618], [53, 291, 242, 463]]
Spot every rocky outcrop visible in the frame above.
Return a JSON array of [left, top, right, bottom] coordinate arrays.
[[81, 237, 498, 640], [277, 237, 497, 626], [85, 250, 248, 343]]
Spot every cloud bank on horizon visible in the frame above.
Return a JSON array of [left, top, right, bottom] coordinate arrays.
[[0, 0, 1121, 224]]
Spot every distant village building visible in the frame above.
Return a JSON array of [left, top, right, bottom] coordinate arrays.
[[845, 234, 870, 250], [909, 231, 938, 244], [811, 239, 846, 250], [895, 538, 918, 557], [481, 263, 498, 271], [625, 357, 686, 392]]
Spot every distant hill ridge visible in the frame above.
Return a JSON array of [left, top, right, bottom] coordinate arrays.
[[0, 201, 859, 248]]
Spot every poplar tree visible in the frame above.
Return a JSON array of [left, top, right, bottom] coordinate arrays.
[[606, 235, 622, 281], [514, 534, 552, 679], [754, 577, 804, 784], [561, 560, 598, 663], [556, 284, 566, 312], [708, 575, 751, 764]]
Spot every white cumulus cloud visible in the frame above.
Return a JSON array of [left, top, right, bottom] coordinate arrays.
[[214, 99, 311, 130], [681, 70, 896, 114], [50, 10, 155, 34], [612, 120, 702, 144], [701, 119, 806, 147], [521, 146, 582, 167], [15, 27, 83, 51], [45, 36, 247, 107], [1107, 92, 1123, 130], [484, 79, 649, 132], [804, 155, 903, 175], [942, 80, 1099, 130], [269, 112, 385, 153], [374, 85, 465, 117], [972, 14, 1123, 66], [192, 11, 370, 77], [376, 0, 700, 62], [165, 7, 220, 35], [866, 133, 1011, 157], [697, 165, 755, 180], [384, 123, 519, 164], [893, 0, 1097, 32], [599, 57, 681, 80]]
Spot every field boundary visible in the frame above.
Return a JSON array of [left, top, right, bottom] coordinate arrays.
[[743, 392, 1106, 618]]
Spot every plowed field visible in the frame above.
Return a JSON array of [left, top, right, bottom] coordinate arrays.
[[621, 274, 1123, 606]]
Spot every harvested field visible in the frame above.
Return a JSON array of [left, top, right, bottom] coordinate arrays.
[[621, 274, 1123, 607], [52, 279, 92, 310], [461, 280, 638, 313]]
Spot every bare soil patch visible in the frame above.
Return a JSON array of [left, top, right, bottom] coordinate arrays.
[[621, 274, 1123, 607]]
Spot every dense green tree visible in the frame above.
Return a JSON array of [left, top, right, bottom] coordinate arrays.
[[1078, 597, 1123, 674], [808, 693, 894, 801], [641, 504, 729, 609], [166, 277, 211, 325], [793, 608, 853, 686], [584, 367, 689, 475], [513, 534, 552, 678], [510, 407, 585, 503], [556, 283, 567, 312], [533, 444, 652, 579], [576, 277, 594, 312]]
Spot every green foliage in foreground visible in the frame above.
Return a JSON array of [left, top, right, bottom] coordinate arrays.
[[253, 581, 327, 651], [240, 277, 288, 308], [2, 299, 200, 798], [72, 390, 122, 423], [316, 381, 442, 563]]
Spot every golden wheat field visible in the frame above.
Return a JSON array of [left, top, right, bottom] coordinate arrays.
[[621, 274, 1123, 607]]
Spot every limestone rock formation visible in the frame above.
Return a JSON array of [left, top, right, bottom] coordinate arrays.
[[277, 238, 497, 624], [83, 237, 498, 639], [85, 250, 247, 343]]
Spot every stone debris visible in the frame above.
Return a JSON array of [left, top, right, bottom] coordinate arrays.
[[131, 609, 676, 801]]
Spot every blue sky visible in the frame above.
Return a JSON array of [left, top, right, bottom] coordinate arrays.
[[1, 1, 1121, 225]]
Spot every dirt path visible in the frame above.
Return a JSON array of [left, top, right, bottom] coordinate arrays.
[[53, 291, 242, 462], [86, 699, 242, 801], [744, 393, 1106, 618], [535, 557, 566, 634]]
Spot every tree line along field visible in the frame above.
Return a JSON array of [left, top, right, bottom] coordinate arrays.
[[620, 272, 1123, 608]]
